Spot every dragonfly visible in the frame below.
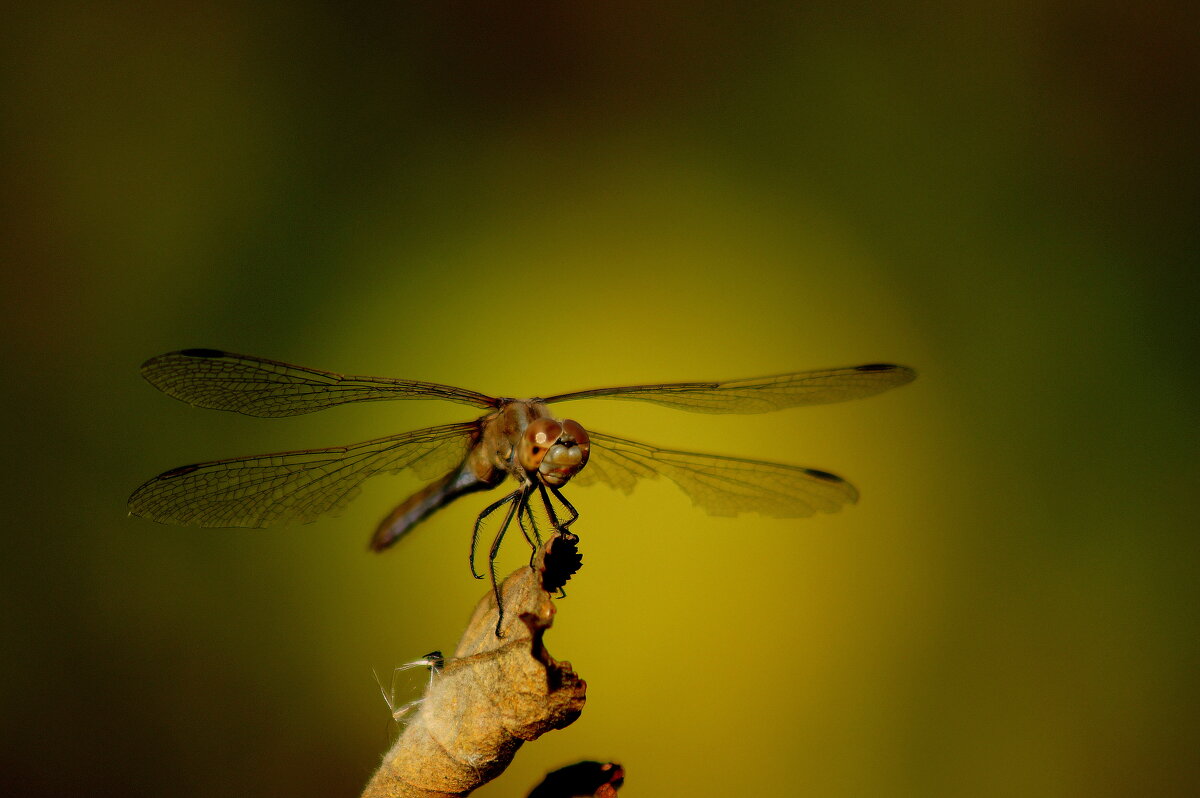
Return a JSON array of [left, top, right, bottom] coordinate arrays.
[[129, 349, 916, 631]]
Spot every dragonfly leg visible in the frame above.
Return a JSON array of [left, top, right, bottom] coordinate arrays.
[[536, 483, 560, 531], [520, 501, 549, 568], [517, 496, 542, 550], [546, 484, 580, 529], [518, 500, 544, 570], [526, 499, 544, 548], [470, 489, 521, 580], [488, 485, 529, 636], [536, 484, 573, 598]]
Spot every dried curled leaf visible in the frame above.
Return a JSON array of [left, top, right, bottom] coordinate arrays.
[[362, 533, 586, 797], [527, 761, 625, 797]]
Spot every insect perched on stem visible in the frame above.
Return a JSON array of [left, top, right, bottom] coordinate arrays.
[[129, 349, 915, 633]]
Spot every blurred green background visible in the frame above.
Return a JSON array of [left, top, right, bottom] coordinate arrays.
[[2, 3, 1197, 796]]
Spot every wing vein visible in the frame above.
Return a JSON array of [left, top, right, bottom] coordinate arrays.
[[576, 431, 859, 518], [141, 350, 499, 417], [128, 422, 478, 527], [542, 364, 915, 414]]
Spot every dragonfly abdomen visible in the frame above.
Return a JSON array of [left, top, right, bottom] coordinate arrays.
[[369, 463, 496, 552]]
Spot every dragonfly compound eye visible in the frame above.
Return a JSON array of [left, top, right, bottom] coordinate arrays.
[[538, 443, 586, 486], [535, 418, 591, 486], [519, 418, 563, 472], [560, 419, 590, 468]]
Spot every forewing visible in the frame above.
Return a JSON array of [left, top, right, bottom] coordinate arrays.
[[408, 429, 475, 482], [141, 349, 498, 417], [572, 431, 859, 517], [128, 422, 478, 527], [542, 364, 915, 414]]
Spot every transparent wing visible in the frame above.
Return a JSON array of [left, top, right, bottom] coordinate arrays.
[[541, 364, 915, 414], [141, 349, 499, 417], [128, 422, 478, 527], [572, 431, 859, 517]]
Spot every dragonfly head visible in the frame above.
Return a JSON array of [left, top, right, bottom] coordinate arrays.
[[519, 417, 591, 486]]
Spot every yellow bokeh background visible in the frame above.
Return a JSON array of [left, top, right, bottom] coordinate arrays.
[[2, 4, 1196, 797]]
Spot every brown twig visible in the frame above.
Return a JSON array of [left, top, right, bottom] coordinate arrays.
[[361, 532, 586, 797]]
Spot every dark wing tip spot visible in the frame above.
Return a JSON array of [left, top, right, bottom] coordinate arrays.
[[180, 348, 226, 358], [856, 363, 898, 372], [160, 464, 200, 479], [804, 467, 845, 483]]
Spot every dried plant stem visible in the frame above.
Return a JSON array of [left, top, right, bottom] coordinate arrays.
[[362, 533, 586, 798]]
